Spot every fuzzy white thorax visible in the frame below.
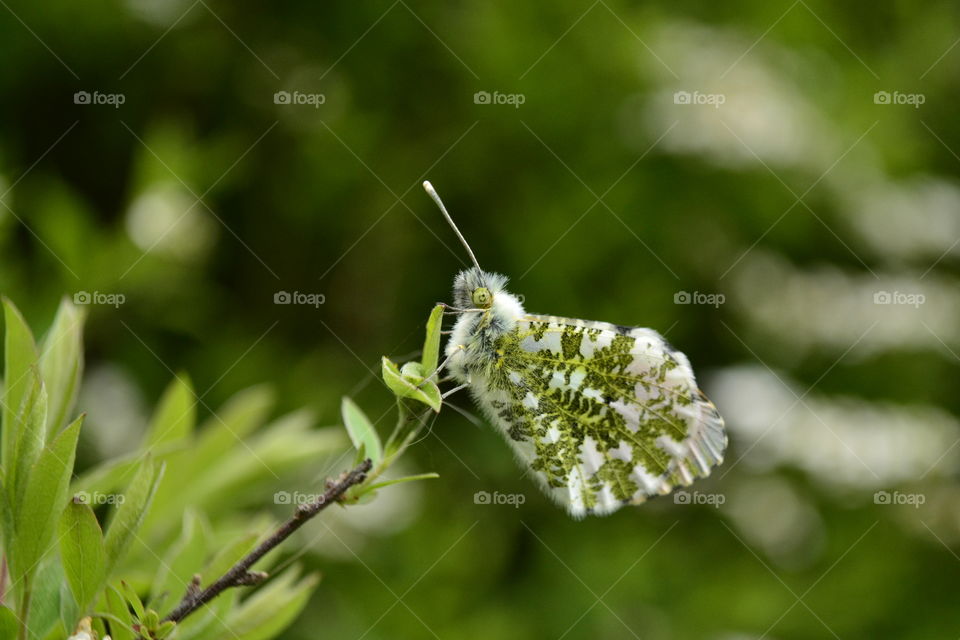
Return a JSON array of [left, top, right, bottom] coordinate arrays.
[[446, 269, 526, 382]]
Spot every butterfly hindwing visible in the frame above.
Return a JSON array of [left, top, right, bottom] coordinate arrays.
[[469, 314, 726, 517]]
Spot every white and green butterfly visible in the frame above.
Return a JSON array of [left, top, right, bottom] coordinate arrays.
[[423, 181, 726, 518]]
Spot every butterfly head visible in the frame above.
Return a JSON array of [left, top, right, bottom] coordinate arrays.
[[452, 268, 506, 310], [451, 268, 526, 339]]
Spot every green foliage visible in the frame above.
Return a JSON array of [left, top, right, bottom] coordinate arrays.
[[59, 500, 107, 614], [101, 457, 164, 577], [0, 298, 438, 640], [142, 376, 195, 449], [341, 396, 382, 466]]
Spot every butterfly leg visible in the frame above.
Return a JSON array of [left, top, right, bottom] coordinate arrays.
[[418, 344, 465, 388], [441, 382, 470, 399]]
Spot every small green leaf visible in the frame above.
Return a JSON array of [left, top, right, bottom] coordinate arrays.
[[104, 584, 136, 640], [341, 397, 382, 465], [381, 357, 442, 412], [420, 304, 445, 374], [156, 620, 177, 639], [39, 298, 84, 437], [59, 499, 106, 613], [104, 459, 164, 576], [400, 361, 425, 379], [367, 472, 440, 491], [142, 375, 195, 449], [9, 416, 82, 587], [3, 298, 39, 478], [11, 372, 47, 511], [144, 609, 159, 630], [119, 580, 145, 620]]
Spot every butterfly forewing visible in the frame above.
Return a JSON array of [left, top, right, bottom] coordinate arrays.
[[471, 314, 726, 517]]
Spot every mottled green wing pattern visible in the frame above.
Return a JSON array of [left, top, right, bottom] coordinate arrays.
[[474, 315, 726, 517]]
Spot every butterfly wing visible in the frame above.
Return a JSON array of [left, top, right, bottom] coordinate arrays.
[[471, 314, 726, 517]]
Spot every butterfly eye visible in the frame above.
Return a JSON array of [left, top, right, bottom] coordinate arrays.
[[472, 287, 493, 309]]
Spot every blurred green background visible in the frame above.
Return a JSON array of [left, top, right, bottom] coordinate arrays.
[[2, 1, 959, 638]]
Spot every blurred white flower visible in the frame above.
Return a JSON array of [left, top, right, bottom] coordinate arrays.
[[710, 365, 960, 489], [126, 181, 216, 261]]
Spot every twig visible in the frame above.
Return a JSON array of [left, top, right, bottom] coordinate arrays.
[[161, 459, 372, 625]]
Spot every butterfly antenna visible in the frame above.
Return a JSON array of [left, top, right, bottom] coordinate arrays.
[[423, 181, 482, 273]]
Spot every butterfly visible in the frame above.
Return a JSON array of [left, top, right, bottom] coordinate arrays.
[[423, 182, 727, 518]]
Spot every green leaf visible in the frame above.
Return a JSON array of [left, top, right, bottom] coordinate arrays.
[[41, 620, 67, 640], [192, 385, 274, 461], [420, 304, 445, 374], [104, 584, 135, 640], [381, 357, 442, 412], [142, 375, 195, 449], [3, 298, 39, 477], [0, 469, 12, 560], [155, 620, 177, 639], [0, 607, 19, 640], [59, 499, 106, 613], [11, 372, 47, 512], [103, 459, 164, 576], [26, 559, 67, 638], [151, 509, 207, 616], [58, 581, 78, 639], [366, 472, 440, 491], [119, 580, 145, 620], [341, 397, 382, 465], [9, 416, 82, 588], [39, 298, 84, 437], [203, 531, 259, 584], [215, 568, 318, 640]]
